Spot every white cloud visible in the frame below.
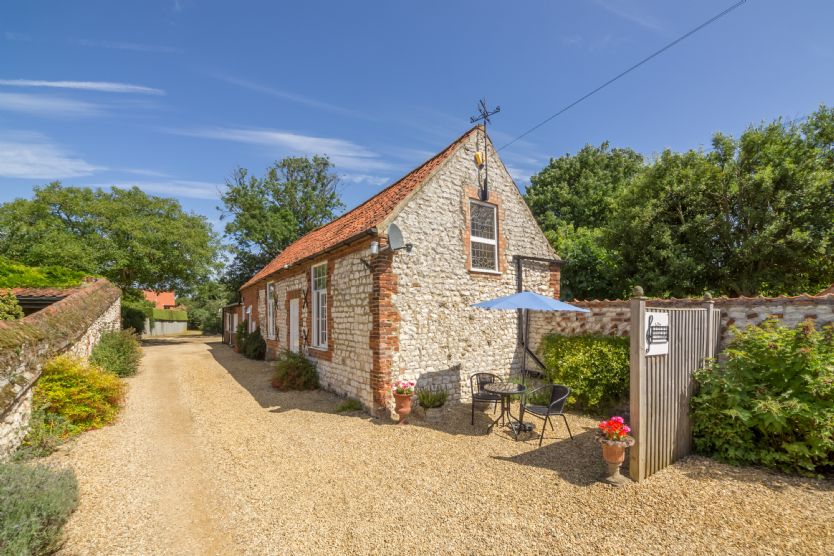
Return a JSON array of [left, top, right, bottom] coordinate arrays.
[[169, 127, 393, 172], [74, 38, 183, 54], [340, 173, 390, 187], [120, 168, 173, 178], [0, 92, 103, 117], [594, 0, 663, 32], [0, 79, 164, 95], [94, 179, 222, 200], [211, 74, 368, 119], [0, 133, 102, 178]]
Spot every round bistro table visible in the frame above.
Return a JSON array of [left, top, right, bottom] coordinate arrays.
[[484, 382, 534, 440]]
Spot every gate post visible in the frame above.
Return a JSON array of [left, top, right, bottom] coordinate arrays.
[[629, 286, 647, 482], [704, 292, 716, 358]]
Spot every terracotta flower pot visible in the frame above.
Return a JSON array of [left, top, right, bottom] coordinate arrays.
[[598, 439, 633, 486], [602, 443, 626, 465], [394, 393, 413, 424]]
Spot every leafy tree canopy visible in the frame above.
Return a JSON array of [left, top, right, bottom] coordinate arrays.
[[0, 183, 219, 292], [178, 280, 233, 334], [219, 155, 344, 290], [526, 105, 834, 299]]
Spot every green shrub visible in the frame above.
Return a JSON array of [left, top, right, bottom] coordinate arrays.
[[242, 327, 267, 360], [692, 319, 834, 476], [121, 292, 154, 335], [272, 350, 319, 391], [335, 398, 363, 412], [14, 406, 75, 460], [34, 355, 125, 435], [90, 329, 143, 377], [539, 334, 630, 414], [0, 288, 24, 320], [0, 462, 79, 555], [236, 320, 248, 348], [417, 388, 448, 409], [152, 308, 188, 322], [0, 256, 87, 288]]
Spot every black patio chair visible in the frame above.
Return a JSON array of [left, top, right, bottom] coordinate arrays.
[[519, 384, 573, 446], [470, 373, 503, 426]]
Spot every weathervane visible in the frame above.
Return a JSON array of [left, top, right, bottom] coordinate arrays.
[[470, 98, 500, 201]]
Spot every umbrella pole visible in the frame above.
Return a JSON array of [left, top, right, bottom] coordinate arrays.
[[521, 309, 528, 385]]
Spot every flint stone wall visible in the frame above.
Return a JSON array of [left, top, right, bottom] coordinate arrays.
[[249, 245, 375, 409], [391, 131, 558, 404], [528, 294, 834, 355], [0, 280, 121, 459]]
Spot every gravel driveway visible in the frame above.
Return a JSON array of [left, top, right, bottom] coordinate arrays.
[[48, 336, 833, 555]]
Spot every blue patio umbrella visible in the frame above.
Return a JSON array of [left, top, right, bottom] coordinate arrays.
[[472, 291, 589, 381], [472, 290, 590, 313]]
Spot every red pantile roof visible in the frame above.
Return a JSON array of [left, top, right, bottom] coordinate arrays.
[[241, 126, 479, 289], [10, 287, 76, 298], [142, 290, 177, 309]]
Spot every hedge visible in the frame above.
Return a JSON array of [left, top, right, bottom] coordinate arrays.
[[0, 257, 87, 288], [152, 308, 188, 322], [538, 333, 630, 414]]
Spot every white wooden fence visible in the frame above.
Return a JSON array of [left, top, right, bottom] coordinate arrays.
[[629, 288, 721, 482]]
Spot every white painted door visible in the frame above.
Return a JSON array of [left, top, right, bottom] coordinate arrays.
[[232, 313, 239, 345], [289, 298, 300, 353]]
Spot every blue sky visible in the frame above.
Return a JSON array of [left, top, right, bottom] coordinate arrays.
[[2, 1, 833, 234]]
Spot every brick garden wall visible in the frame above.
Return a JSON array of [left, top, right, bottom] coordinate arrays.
[[528, 294, 834, 355], [0, 280, 121, 459]]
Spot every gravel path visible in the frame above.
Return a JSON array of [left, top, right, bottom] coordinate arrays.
[[48, 336, 833, 555]]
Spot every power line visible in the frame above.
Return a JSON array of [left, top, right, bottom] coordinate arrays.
[[499, 0, 748, 151]]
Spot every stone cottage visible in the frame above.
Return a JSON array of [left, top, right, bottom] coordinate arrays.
[[233, 126, 560, 415]]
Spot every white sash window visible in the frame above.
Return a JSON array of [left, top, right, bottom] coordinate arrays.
[[311, 263, 328, 349]]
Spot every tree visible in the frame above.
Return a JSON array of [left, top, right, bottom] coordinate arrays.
[[612, 108, 834, 297], [525, 106, 834, 299], [178, 280, 233, 333], [219, 156, 344, 290], [526, 142, 644, 231], [0, 183, 219, 292], [525, 143, 643, 299]]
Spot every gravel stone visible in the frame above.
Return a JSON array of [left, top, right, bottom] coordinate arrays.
[[47, 337, 834, 555]]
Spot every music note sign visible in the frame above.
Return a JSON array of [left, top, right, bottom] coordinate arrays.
[[644, 311, 670, 356]]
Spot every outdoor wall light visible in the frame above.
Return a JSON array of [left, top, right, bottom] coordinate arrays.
[[370, 241, 379, 255]]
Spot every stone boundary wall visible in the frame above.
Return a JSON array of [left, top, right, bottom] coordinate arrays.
[[529, 294, 834, 355], [0, 279, 121, 459]]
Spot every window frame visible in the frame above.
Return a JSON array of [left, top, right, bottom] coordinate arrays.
[[310, 263, 328, 349], [266, 282, 276, 340], [246, 305, 253, 332], [469, 200, 499, 273]]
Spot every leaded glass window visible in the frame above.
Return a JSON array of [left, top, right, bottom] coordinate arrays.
[[469, 201, 498, 271]]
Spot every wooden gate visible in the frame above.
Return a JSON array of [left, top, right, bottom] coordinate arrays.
[[629, 289, 721, 482]]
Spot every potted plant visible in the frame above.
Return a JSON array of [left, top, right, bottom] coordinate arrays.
[[597, 416, 635, 486], [417, 387, 448, 424], [392, 379, 416, 424]]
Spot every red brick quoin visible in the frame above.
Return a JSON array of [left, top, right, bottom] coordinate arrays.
[[370, 237, 399, 417]]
